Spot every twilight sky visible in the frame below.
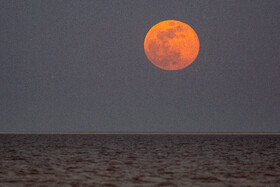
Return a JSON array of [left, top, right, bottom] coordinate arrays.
[[1, 1, 279, 132]]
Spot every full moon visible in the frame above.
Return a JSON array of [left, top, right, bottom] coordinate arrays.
[[144, 20, 200, 70]]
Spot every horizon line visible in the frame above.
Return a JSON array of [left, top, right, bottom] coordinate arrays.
[[0, 131, 280, 135]]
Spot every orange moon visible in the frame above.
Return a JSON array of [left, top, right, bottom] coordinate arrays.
[[144, 20, 200, 70]]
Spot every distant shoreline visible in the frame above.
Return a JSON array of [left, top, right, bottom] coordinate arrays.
[[0, 131, 279, 135]]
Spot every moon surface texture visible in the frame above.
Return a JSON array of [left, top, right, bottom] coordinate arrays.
[[144, 20, 200, 70]]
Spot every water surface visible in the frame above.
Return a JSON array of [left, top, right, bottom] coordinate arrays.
[[0, 134, 279, 186]]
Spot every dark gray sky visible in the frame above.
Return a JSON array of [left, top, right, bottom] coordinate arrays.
[[1, 1, 279, 132]]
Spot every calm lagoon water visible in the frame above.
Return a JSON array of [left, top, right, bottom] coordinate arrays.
[[0, 134, 279, 186]]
